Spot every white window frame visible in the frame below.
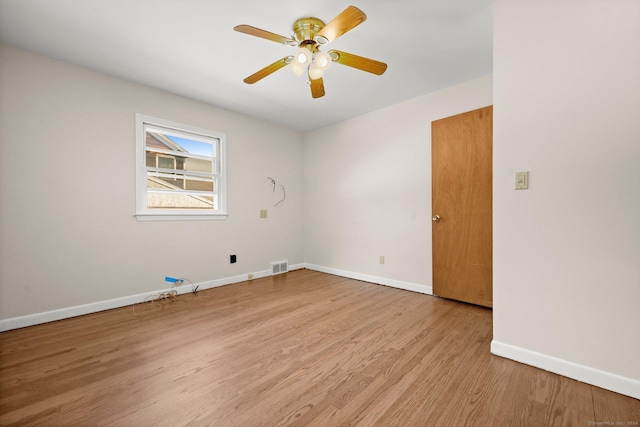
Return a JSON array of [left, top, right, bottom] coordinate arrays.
[[135, 114, 227, 221]]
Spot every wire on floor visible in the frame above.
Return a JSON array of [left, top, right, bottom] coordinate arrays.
[[132, 277, 198, 316]]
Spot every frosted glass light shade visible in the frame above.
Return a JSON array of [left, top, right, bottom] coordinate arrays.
[[308, 63, 324, 80], [290, 61, 305, 76], [314, 51, 332, 70], [294, 48, 312, 66]]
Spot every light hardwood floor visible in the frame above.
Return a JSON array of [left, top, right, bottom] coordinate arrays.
[[1, 269, 638, 426]]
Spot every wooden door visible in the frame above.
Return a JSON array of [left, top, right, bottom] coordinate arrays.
[[431, 106, 492, 307]]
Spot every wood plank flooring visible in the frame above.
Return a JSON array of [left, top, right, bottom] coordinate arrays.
[[1, 269, 638, 426]]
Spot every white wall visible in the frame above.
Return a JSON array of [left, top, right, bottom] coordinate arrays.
[[0, 44, 304, 323], [492, 0, 640, 397], [304, 75, 492, 292]]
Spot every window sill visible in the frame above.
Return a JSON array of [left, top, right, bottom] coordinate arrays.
[[135, 213, 228, 222]]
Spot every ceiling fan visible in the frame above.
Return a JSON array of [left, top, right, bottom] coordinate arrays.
[[233, 6, 387, 99]]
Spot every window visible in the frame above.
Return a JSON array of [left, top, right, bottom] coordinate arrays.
[[135, 114, 227, 220]]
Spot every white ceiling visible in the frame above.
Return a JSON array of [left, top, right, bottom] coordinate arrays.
[[0, 0, 492, 132]]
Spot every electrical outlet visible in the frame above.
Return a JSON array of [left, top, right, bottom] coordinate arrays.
[[379, 256, 385, 264], [260, 210, 268, 218], [230, 254, 237, 263]]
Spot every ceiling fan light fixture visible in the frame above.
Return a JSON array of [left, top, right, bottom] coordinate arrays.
[[308, 63, 324, 80], [314, 51, 332, 70], [289, 61, 306, 76], [294, 48, 312, 66]]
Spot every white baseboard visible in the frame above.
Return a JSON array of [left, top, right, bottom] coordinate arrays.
[[0, 265, 305, 332], [304, 263, 433, 295], [491, 340, 640, 400]]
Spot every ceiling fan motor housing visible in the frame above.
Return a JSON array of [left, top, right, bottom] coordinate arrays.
[[291, 17, 326, 49]]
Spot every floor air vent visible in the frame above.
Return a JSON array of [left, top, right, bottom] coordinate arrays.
[[271, 260, 288, 275]]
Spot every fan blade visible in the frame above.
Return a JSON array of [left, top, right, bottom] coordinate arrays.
[[243, 56, 292, 84], [328, 50, 387, 75], [234, 25, 297, 46], [310, 77, 325, 98], [315, 6, 366, 44]]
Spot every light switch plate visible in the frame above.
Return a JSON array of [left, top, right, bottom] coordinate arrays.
[[260, 209, 268, 218], [515, 171, 529, 190]]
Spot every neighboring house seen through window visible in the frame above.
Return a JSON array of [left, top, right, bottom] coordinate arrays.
[[135, 114, 227, 220]]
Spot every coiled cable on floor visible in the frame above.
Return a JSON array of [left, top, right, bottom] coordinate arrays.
[[133, 277, 198, 316]]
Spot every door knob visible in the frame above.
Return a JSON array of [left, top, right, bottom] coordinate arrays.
[[432, 215, 441, 222]]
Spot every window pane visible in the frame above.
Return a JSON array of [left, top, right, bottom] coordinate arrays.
[[144, 126, 216, 209]]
